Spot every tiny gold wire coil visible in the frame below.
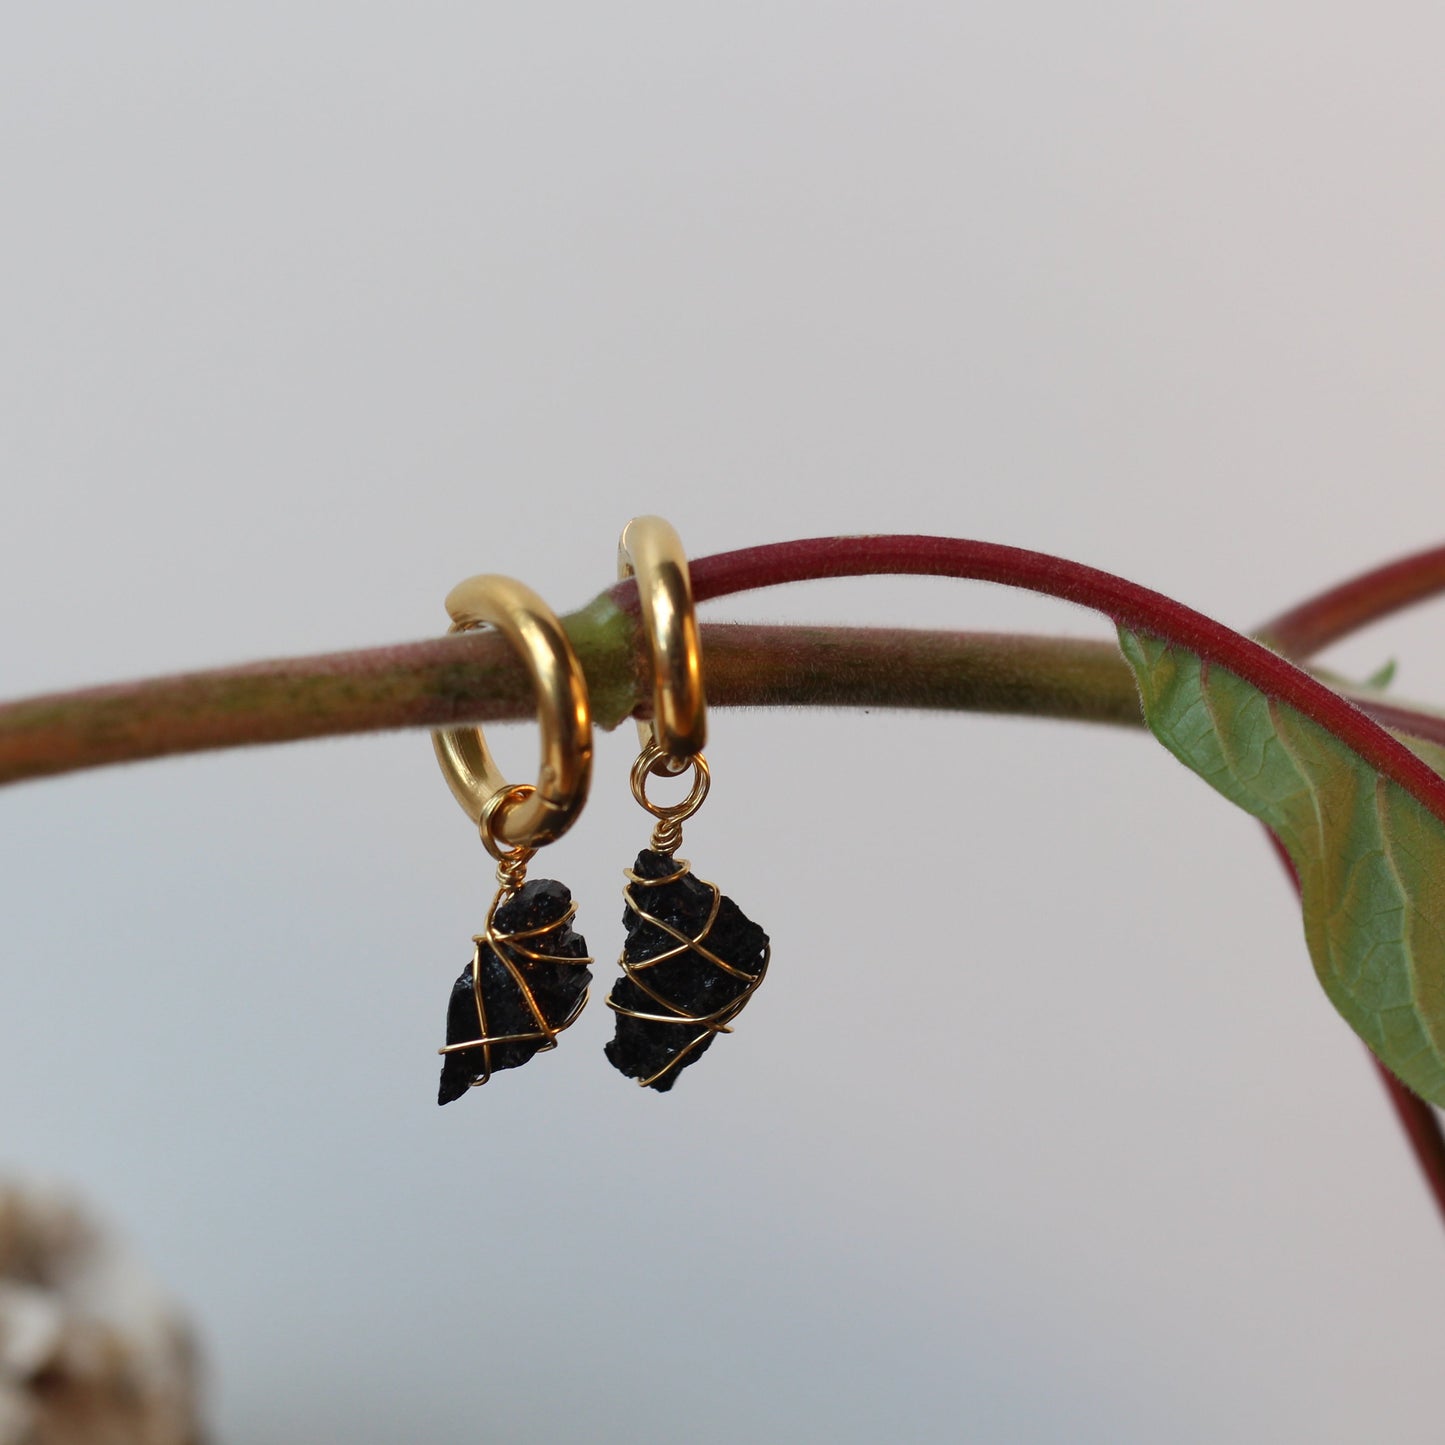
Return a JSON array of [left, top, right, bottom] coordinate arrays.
[[437, 890, 594, 1088], [606, 855, 771, 1088]]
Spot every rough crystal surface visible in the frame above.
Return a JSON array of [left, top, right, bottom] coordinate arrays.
[[604, 849, 769, 1091], [438, 878, 590, 1105]]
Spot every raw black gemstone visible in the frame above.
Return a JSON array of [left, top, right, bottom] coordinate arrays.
[[438, 878, 591, 1105], [604, 849, 769, 1092]]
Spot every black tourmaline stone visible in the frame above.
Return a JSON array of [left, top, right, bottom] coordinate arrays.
[[438, 878, 590, 1105], [604, 849, 769, 1092]]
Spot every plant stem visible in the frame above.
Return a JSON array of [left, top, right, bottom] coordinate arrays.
[[702, 626, 1140, 721], [1256, 542, 1445, 656], [1377, 1070, 1445, 1230], [6, 534, 1445, 799], [0, 625, 1143, 788]]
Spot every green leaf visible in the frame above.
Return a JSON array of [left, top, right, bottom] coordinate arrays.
[[1310, 657, 1398, 694], [1364, 658, 1398, 691], [1119, 628, 1445, 1104]]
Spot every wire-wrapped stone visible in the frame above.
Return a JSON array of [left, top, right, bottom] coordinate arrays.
[[604, 849, 770, 1091], [438, 878, 591, 1104]]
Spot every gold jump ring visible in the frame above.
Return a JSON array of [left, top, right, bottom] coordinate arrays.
[[630, 742, 711, 825]]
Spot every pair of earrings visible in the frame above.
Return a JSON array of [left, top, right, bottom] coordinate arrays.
[[432, 517, 770, 1103]]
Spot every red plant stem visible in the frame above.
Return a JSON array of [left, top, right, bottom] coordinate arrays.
[[634, 535, 1445, 828], [1345, 698, 1445, 752], [1376, 1068, 1445, 1232], [1257, 542, 1445, 657]]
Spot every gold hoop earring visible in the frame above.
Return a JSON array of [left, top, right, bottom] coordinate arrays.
[[604, 517, 770, 1091], [432, 576, 594, 1104]]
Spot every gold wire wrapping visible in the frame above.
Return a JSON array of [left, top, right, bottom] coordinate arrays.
[[437, 871, 594, 1088], [648, 814, 684, 855], [606, 853, 772, 1088]]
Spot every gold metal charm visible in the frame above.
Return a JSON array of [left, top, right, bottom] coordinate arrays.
[[604, 518, 770, 1091], [432, 576, 594, 1104]]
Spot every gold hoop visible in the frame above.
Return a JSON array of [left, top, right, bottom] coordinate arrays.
[[618, 515, 707, 763], [432, 575, 592, 855]]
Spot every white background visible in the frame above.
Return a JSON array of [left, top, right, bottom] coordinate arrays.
[[3, 4, 1445, 1441]]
